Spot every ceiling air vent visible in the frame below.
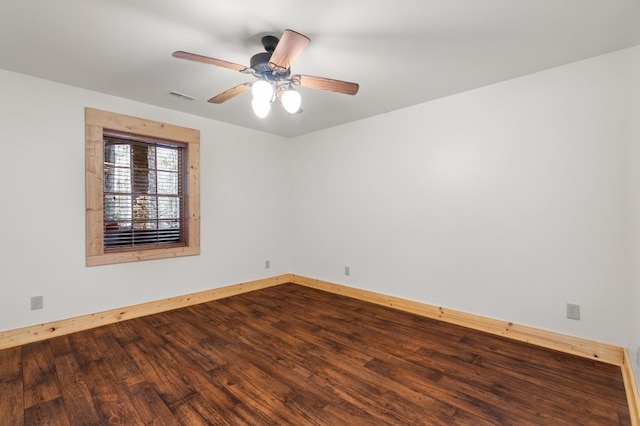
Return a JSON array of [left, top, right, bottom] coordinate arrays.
[[169, 90, 197, 101]]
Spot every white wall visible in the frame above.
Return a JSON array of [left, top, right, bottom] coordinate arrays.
[[291, 47, 636, 348], [0, 69, 292, 331], [627, 47, 640, 385]]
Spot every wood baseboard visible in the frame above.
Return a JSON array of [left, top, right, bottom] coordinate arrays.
[[0, 274, 292, 350], [623, 349, 640, 426], [290, 274, 624, 366], [0, 273, 625, 364]]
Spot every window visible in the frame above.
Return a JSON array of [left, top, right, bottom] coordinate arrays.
[[103, 133, 184, 249], [85, 108, 200, 266]]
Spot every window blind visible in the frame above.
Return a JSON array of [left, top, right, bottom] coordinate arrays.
[[103, 132, 186, 250]]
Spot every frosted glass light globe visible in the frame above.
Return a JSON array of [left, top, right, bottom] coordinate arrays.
[[281, 89, 301, 114], [252, 80, 274, 102], [251, 99, 271, 118]]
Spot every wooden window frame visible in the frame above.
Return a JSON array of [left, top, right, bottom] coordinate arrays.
[[85, 107, 200, 266]]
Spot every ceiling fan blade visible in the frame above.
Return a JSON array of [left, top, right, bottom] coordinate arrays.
[[292, 75, 359, 96], [172, 51, 249, 73], [268, 29, 310, 73], [208, 84, 250, 104]]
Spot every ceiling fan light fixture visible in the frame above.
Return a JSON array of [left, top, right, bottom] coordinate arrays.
[[173, 29, 360, 121], [251, 79, 274, 102], [251, 98, 271, 118], [281, 88, 302, 114]]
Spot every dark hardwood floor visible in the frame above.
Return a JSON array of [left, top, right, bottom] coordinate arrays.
[[0, 283, 631, 425]]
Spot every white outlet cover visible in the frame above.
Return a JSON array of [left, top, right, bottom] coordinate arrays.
[[30, 296, 43, 310], [566, 303, 580, 320]]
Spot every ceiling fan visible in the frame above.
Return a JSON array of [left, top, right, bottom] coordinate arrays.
[[172, 29, 359, 117]]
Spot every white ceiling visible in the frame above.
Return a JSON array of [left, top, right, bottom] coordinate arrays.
[[2, 0, 640, 138]]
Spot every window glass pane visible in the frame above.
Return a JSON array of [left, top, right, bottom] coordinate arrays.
[[132, 169, 156, 193], [133, 195, 157, 221], [159, 220, 180, 229], [104, 168, 131, 193], [104, 195, 132, 222], [105, 144, 130, 167], [157, 171, 178, 195], [157, 147, 178, 171], [158, 197, 180, 219]]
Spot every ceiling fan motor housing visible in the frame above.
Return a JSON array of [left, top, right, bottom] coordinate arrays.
[[250, 36, 291, 80]]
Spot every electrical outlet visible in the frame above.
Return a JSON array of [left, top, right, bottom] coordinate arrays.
[[31, 296, 43, 310], [637, 346, 640, 367], [344, 266, 350, 276], [566, 303, 580, 320], [265, 260, 270, 269]]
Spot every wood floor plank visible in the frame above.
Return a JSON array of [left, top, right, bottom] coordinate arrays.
[[126, 381, 180, 425], [92, 332, 145, 389], [53, 353, 103, 425], [125, 338, 196, 407], [175, 394, 234, 426], [0, 346, 23, 426], [80, 357, 146, 424], [24, 397, 71, 426], [66, 331, 145, 424], [1, 283, 632, 424], [22, 341, 62, 409], [170, 399, 210, 426], [219, 341, 336, 424]]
